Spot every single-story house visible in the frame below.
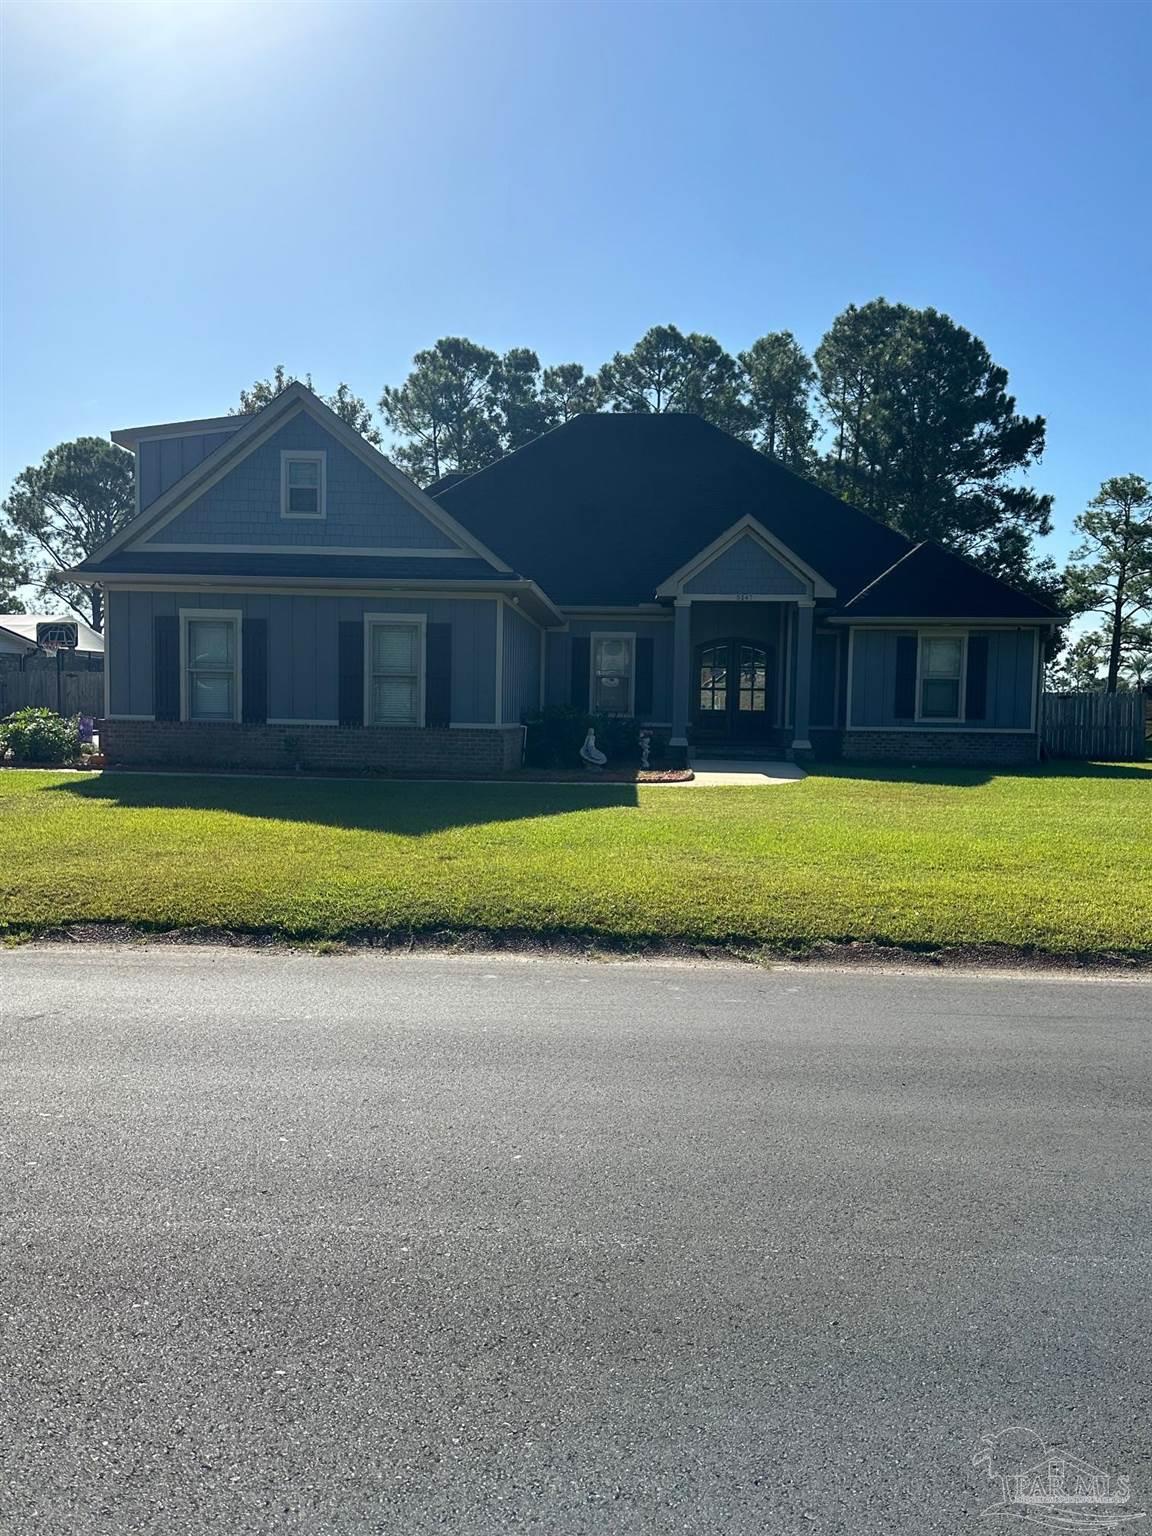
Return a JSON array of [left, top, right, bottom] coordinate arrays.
[[71, 382, 1061, 772]]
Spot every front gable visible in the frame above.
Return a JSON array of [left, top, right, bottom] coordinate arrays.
[[656, 516, 835, 600], [135, 411, 462, 554]]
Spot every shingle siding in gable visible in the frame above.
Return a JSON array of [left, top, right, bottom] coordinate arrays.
[[682, 534, 807, 596], [140, 413, 460, 551]]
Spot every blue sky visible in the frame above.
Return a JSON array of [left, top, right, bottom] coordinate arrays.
[[1, 0, 1148, 570]]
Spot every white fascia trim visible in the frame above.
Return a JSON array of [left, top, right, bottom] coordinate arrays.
[[96, 384, 513, 574], [363, 612, 426, 728], [828, 615, 1057, 627], [139, 544, 480, 557], [279, 450, 326, 520], [842, 726, 1036, 735], [112, 415, 244, 451], [179, 608, 242, 723], [655, 515, 836, 600]]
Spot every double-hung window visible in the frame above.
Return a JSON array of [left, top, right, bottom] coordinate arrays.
[[280, 451, 325, 518], [918, 634, 965, 720], [591, 634, 634, 715], [366, 617, 424, 726], [183, 612, 240, 721]]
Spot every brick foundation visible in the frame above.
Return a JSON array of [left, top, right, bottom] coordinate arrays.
[[838, 730, 1039, 765], [99, 720, 525, 776]]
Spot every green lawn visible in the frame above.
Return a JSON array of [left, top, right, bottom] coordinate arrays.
[[1, 763, 1149, 956]]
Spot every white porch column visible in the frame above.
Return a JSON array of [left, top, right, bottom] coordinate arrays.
[[791, 598, 815, 756], [670, 598, 691, 758]]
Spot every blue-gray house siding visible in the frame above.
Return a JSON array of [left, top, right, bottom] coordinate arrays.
[[848, 627, 1037, 730], [138, 431, 238, 511], [682, 533, 808, 596], [107, 590, 500, 725], [501, 603, 541, 725], [140, 414, 462, 552]]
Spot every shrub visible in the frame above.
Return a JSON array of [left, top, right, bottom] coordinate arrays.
[[0, 708, 81, 765], [522, 707, 669, 769]]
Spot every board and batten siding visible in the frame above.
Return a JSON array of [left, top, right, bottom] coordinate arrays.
[[500, 603, 541, 725], [682, 534, 807, 596], [848, 627, 1037, 730], [105, 590, 500, 724], [137, 414, 461, 551], [544, 617, 674, 722], [137, 432, 238, 511]]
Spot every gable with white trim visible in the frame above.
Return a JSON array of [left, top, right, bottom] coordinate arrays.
[[682, 531, 808, 596], [134, 413, 463, 554]]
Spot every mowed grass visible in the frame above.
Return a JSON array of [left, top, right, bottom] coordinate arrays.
[[0, 763, 1149, 955]]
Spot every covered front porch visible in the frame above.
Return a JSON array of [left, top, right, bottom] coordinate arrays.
[[667, 595, 818, 762]]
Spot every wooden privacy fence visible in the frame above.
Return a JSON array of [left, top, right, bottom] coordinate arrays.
[[1042, 691, 1147, 761], [0, 664, 104, 720]]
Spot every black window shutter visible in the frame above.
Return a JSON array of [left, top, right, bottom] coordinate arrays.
[[634, 637, 654, 717], [242, 618, 268, 724], [338, 621, 364, 727], [965, 633, 989, 721], [153, 615, 180, 721], [425, 622, 452, 727], [570, 636, 591, 711], [894, 633, 917, 719]]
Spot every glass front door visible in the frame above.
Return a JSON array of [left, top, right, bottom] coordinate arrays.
[[694, 639, 773, 742]]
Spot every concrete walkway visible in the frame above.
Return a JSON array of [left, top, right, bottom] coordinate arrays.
[[686, 757, 807, 786]]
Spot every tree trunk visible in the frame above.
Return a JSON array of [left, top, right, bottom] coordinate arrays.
[[90, 585, 103, 634], [1106, 578, 1125, 693]]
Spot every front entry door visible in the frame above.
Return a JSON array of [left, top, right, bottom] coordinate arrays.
[[693, 639, 773, 743]]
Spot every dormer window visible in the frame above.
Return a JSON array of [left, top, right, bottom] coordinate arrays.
[[280, 451, 326, 519]]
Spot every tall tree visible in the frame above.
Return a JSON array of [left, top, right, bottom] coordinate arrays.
[[598, 325, 752, 436], [1046, 632, 1105, 692], [1, 438, 134, 630], [540, 362, 602, 423], [489, 348, 554, 452], [814, 300, 1053, 589], [1063, 474, 1152, 691], [379, 337, 501, 484], [234, 365, 382, 445], [739, 331, 819, 471], [0, 525, 30, 611]]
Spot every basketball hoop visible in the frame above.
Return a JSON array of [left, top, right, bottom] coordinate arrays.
[[36, 620, 78, 657]]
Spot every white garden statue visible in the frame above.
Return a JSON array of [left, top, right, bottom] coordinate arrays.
[[580, 727, 607, 772]]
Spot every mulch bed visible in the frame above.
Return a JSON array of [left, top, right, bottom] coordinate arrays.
[[3, 761, 692, 784]]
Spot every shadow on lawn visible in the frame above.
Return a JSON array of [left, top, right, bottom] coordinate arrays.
[[45, 771, 640, 837], [805, 758, 1149, 788]]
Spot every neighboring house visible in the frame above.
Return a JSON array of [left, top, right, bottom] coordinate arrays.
[[0, 615, 104, 658], [70, 383, 1061, 772]]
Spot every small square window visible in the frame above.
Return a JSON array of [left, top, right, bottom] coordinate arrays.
[[281, 453, 325, 518]]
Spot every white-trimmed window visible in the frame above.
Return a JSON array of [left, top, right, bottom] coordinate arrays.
[[181, 610, 241, 722], [591, 633, 635, 715], [280, 450, 326, 519], [365, 615, 425, 727], [918, 633, 965, 720]]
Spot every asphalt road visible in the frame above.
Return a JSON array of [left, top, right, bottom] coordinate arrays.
[[2, 949, 1149, 1536]]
